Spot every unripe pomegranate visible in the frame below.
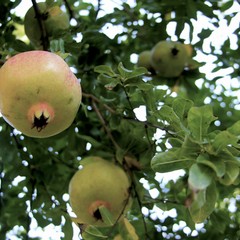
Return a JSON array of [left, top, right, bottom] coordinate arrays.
[[68, 157, 132, 227], [151, 40, 188, 78], [24, 2, 69, 47], [137, 50, 152, 70], [0, 50, 81, 138]]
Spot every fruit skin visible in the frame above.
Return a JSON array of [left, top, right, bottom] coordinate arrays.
[[0, 50, 82, 138], [68, 157, 132, 227], [150, 40, 188, 78], [45, 6, 70, 35], [24, 2, 69, 47], [184, 44, 193, 58], [137, 50, 152, 70]]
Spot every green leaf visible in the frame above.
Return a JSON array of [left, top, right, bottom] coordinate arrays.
[[104, 78, 120, 90], [212, 131, 238, 154], [172, 98, 193, 122], [210, 211, 229, 234], [97, 74, 121, 90], [189, 181, 217, 223], [118, 62, 133, 80], [151, 149, 193, 173], [197, 1, 216, 17], [98, 205, 115, 226], [94, 65, 116, 77], [186, 0, 197, 19], [227, 120, 240, 137], [221, 0, 234, 12], [167, 138, 183, 148], [179, 135, 200, 157], [117, 62, 148, 80], [76, 134, 102, 147], [196, 154, 225, 178], [125, 82, 153, 91], [188, 163, 213, 190], [82, 225, 108, 239], [118, 218, 140, 240], [187, 105, 217, 143], [219, 162, 240, 186], [50, 39, 66, 53], [62, 217, 73, 240], [158, 105, 186, 135]]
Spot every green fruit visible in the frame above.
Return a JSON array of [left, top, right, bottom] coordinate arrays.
[[68, 157, 132, 227], [45, 5, 70, 35], [150, 40, 188, 78], [24, 2, 69, 47], [0, 50, 81, 138], [137, 50, 152, 70], [184, 44, 193, 58]]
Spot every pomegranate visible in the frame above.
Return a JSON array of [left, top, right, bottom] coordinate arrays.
[[0, 50, 81, 138], [68, 156, 132, 227]]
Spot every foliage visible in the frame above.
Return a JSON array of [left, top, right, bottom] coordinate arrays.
[[0, 0, 240, 239]]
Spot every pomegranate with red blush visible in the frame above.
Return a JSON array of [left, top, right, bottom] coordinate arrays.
[[0, 50, 81, 138]]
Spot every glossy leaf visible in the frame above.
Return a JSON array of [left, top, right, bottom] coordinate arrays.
[[212, 131, 238, 154], [219, 162, 240, 186], [196, 154, 225, 178], [151, 149, 193, 173], [82, 225, 108, 239], [99, 205, 115, 226], [172, 97, 193, 123], [118, 62, 148, 80], [94, 65, 116, 77], [188, 163, 213, 190], [187, 105, 217, 143], [189, 182, 217, 223]]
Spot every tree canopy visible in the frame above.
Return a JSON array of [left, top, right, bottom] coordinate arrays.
[[0, 0, 240, 239]]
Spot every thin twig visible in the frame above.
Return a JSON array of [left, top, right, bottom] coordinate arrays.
[[25, 168, 37, 239], [132, 177, 151, 240], [120, 80, 135, 116], [31, 0, 49, 50], [92, 100, 120, 150], [95, 0, 102, 18], [63, 0, 74, 19], [82, 92, 176, 136], [105, 185, 133, 238], [82, 92, 115, 114]]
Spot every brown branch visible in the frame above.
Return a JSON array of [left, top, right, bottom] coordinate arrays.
[[131, 174, 150, 240], [92, 100, 120, 150], [120, 79, 135, 116], [31, 0, 49, 50], [63, 0, 74, 19], [95, 0, 102, 19], [82, 92, 175, 136], [82, 92, 115, 114], [106, 186, 133, 238]]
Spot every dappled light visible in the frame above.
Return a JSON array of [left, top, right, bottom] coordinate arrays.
[[0, 0, 240, 239]]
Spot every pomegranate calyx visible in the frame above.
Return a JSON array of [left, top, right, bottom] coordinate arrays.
[[32, 111, 50, 132], [93, 208, 103, 221]]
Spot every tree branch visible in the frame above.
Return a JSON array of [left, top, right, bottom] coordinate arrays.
[[92, 100, 120, 150], [63, 0, 75, 20], [82, 92, 177, 136], [31, 0, 49, 50], [131, 175, 151, 240], [120, 80, 135, 117], [82, 92, 115, 114], [95, 0, 102, 19]]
